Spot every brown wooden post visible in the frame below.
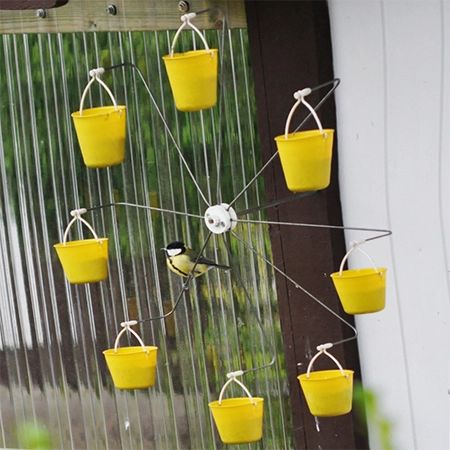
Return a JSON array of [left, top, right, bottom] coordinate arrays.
[[244, 1, 368, 448]]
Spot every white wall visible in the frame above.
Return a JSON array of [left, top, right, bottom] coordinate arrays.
[[328, 0, 449, 448]]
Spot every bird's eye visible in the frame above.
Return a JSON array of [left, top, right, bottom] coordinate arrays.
[[167, 248, 182, 256]]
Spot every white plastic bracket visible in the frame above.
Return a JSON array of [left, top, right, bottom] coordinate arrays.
[[284, 87, 324, 138], [180, 12, 197, 22], [88, 67, 105, 78], [217, 370, 256, 406], [204, 203, 237, 234]]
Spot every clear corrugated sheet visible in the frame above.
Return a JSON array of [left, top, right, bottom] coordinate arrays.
[[0, 28, 294, 449]]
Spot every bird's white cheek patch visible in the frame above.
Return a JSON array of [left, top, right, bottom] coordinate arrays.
[[167, 248, 182, 256]]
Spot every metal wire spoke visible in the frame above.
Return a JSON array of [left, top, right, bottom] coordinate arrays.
[[139, 274, 193, 323], [221, 233, 276, 374], [236, 191, 316, 217], [234, 217, 392, 243], [136, 231, 214, 322], [103, 62, 211, 207], [85, 201, 204, 219], [230, 230, 358, 347]]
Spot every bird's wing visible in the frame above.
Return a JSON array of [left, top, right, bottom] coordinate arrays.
[[197, 255, 230, 270], [196, 255, 219, 266]]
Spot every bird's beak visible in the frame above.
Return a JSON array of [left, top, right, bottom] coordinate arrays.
[[160, 247, 166, 251]]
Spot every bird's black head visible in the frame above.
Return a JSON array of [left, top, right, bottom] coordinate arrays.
[[164, 241, 186, 257]]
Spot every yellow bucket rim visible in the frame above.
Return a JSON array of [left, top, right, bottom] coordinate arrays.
[[163, 49, 218, 60], [298, 369, 354, 381], [71, 105, 126, 118], [275, 128, 334, 142], [54, 238, 108, 248], [103, 346, 158, 356], [209, 397, 264, 408], [331, 267, 387, 279]]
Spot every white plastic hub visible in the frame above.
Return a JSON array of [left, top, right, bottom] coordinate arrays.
[[204, 203, 237, 234]]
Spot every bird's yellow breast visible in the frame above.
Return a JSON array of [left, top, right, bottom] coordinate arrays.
[[166, 254, 210, 277]]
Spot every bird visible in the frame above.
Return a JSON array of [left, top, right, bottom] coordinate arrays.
[[162, 241, 230, 278]]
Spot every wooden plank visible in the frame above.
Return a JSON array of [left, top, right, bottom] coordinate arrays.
[[0, 0, 246, 34]]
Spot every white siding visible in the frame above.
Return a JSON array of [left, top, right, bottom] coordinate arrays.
[[329, 0, 449, 448]]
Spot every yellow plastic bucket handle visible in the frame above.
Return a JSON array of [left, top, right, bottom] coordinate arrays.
[[113, 320, 149, 355], [217, 371, 257, 406], [338, 240, 379, 276], [78, 68, 119, 116], [305, 343, 347, 379], [284, 88, 326, 139], [61, 208, 101, 246], [169, 12, 213, 58]]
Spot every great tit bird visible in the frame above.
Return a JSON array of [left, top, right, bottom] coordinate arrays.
[[162, 241, 230, 278]]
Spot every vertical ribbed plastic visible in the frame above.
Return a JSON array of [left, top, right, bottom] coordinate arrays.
[[0, 29, 293, 449]]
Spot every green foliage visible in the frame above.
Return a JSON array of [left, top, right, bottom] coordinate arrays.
[[17, 422, 53, 450], [353, 382, 394, 450]]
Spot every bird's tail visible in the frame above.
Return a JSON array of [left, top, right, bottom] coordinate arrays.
[[215, 263, 231, 270]]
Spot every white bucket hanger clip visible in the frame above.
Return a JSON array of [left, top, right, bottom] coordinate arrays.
[[114, 320, 149, 355], [170, 12, 212, 57], [61, 208, 102, 246], [284, 87, 326, 139], [305, 343, 348, 379], [217, 370, 258, 406], [78, 67, 119, 115], [339, 240, 380, 276]]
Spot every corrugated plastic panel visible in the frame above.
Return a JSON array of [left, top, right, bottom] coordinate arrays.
[[0, 27, 293, 449]]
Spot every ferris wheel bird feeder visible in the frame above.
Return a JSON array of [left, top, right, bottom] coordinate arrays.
[[103, 321, 158, 390], [71, 68, 126, 168], [56, 14, 392, 440], [209, 371, 264, 444], [53, 209, 108, 284], [274, 88, 334, 192], [163, 13, 219, 112], [331, 241, 387, 314], [298, 344, 354, 417]]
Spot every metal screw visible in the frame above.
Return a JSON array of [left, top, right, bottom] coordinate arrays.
[[178, 1, 189, 13], [36, 9, 46, 18], [106, 5, 117, 15]]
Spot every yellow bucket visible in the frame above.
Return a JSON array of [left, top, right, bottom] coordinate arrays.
[[103, 323, 158, 390], [274, 88, 334, 192], [209, 374, 264, 444], [209, 397, 264, 444], [163, 15, 218, 111], [331, 268, 387, 314], [298, 369, 354, 417], [72, 106, 126, 168], [54, 238, 108, 284], [54, 210, 108, 284], [298, 345, 353, 417], [103, 346, 158, 390], [163, 50, 218, 112], [331, 243, 387, 314], [72, 70, 126, 168], [275, 129, 334, 192]]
